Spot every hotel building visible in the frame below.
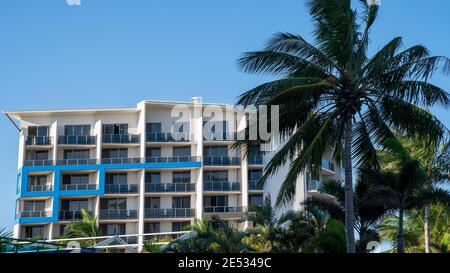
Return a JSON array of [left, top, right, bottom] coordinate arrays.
[[6, 98, 341, 252]]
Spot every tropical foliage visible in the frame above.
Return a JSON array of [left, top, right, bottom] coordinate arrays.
[[235, 0, 450, 253], [62, 209, 100, 247], [378, 204, 450, 253]]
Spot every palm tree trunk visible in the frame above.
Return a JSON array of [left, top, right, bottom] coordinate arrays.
[[397, 207, 405, 253], [343, 116, 356, 253], [424, 205, 431, 253]]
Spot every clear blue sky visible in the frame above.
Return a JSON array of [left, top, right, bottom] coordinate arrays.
[[0, 0, 449, 229]]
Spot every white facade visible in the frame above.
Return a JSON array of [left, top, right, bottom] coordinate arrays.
[[8, 98, 340, 252]]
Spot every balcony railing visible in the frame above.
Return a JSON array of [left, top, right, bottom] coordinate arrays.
[[60, 184, 98, 191], [19, 211, 52, 218], [58, 135, 96, 145], [102, 134, 140, 144], [203, 182, 241, 191], [145, 183, 195, 193], [101, 157, 142, 164], [203, 132, 237, 141], [321, 159, 335, 172], [248, 180, 264, 191], [57, 159, 99, 166], [27, 185, 53, 192], [146, 132, 191, 142], [145, 156, 201, 163], [144, 208, 195, 219], [203, 156, 240, 166], [248, 155, 263, 165], [59, 210, 92, 221], [203, 206, 244, 213], [24, 160, 54, 166], [307, 180, 322, 191], [99, 209, 138, 220], [26, 136, 52, 146], [105, 184, 138, 194]]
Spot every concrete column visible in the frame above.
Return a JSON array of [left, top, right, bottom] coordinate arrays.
[[94, 120, 102, 160], [192, 97, 203, 220], [17, 127, 26, 169], [50, 121, 58, 163], [237, 115, 249, 229], [137, 169, 145, 252]]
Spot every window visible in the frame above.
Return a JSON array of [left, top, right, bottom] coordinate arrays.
[[203, 120, 227, 133], [102, 148, 128, 159], [145, 172, 161, 183], [248, 170, 262, 181], [100, 224, 126, 236], [173, 146, 190, 157], [100, 198, 126, 210], [27, 151, 48, 161], [173, 171, 190, 183], [24, 226, 45, 239], [145, 198, 160, 209], [249, 195, 263, 206], [28, 175, 47, 186], [61, 199, 88, 211], [204, 146, 228, 157], [204, 171, 228, 182], [172, 221, 190, 232], [203, 196, 228, 207], [146, 123, 161, 133], [59, 225, 68, 237], [62, 174, 89, 185], [28, 126, 49, 136], [146, 148, 161, 157], [63, 150, 90, 159], [172, 196, 190, 208], [102, 124, 128, 135], [144, 222, 160, 233], [64, 125, 90, 136], [106, 173, 127, 185], [23, 200, 45, 212], [173, 122, 189, 133]]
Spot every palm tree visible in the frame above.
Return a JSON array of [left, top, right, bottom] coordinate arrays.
[[236, 0, 450, 252], [378, 204, 450, 253], [362, 138, 450, 253], [0, 227, 13, 253], [62, 209, 100, 247], [165, 217, 254, 253], [306, 179, 387, 252], [247, 196, 344, 252], [388, 135, 450, 252]]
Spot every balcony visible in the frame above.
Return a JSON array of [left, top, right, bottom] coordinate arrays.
[[19, 211, 52, 218], [102, 134, 140, 144], [248, 155, 263, 165], [99, 209, 138, 220], [144, 156, 201, 163], [59, 210, 93, 221], [58, 135, 96, 145], [203, 156, 240, 166], [60, 184, 98, 191], [321, 159, 335, 172], [146, 132, 190, 142], [248, 180, 264, 191], [203, 206, 245, 219], [203, 132, 237, 141], [27, 185, 53, 192], [101, 157, 142, 164], [105, 184, 138, 194], [203, 182, 241, 192], [24, 160, 54, 166], [57, 158, 99, 166], [145, 183, 195, 193], [144, 208, 195, 219], [26, 136, 52, 146], [307, 180, 321, 191]]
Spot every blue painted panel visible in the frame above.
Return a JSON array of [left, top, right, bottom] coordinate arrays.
[[16, 160, 201, 223]]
